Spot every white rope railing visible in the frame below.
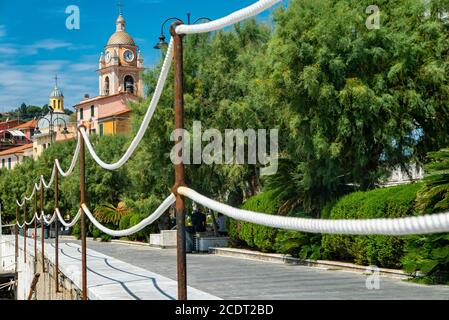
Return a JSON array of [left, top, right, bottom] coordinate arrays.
[[56, 134, 80, 177], [81, 194, 176, 237], [79, 37, 175, 171], [24, 187, 36, 202], [35, 212, 42, 222], [41, 171, 55, 190], [42, 211, 56, 225], [178, 187, 449, 236], [25, 215, 35, 226], [176, 0, 282, 35], [55, 208, 82, 228]]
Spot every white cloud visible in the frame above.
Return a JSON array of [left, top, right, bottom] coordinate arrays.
[[0, 58, 97, 112], [23, 39, 73, 55]]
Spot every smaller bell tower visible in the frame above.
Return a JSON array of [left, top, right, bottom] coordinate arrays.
[[49, 75, 64, 114]]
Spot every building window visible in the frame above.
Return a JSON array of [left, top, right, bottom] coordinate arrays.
[[124, 75, 134, 94], [100, 124, 104, 137], [104, 77, 110, 95], [79, 108, 84, 120], [91, 105, 95, 118], [8, 158, 11, 169]]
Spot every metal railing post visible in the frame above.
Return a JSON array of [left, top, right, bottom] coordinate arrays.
[[23, 200, 26, 263], [79, 127, 88, 301], [34, 190, 37, 262], [15, 205, 18, 272], [54, 162, 60, 293], [40, 178, 45, 273], [170, 22, 187, 301]]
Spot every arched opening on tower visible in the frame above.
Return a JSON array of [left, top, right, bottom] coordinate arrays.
[[104, 76, 110, 96], [124, 75, 134, 94]]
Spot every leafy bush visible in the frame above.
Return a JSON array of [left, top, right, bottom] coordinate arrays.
[[229, 190, 322, 257], [401, 148, 449, 283], [229, 190, 281, 252], [321, 183, 423, 268]]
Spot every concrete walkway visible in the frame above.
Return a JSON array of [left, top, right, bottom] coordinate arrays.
[[19, 237, 219, 300], [61, 239, 449, 300]]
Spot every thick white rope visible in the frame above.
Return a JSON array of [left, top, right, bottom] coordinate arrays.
[[17, 222, 24, 229], [25, 215, 35, 226], [35, 212, 42, 222], [55, 134, 80, 177], [176, 0, 281, 34], [55, 208, 82, 228], [35, 178, 42, 192], [42, 211, 56, 225], [178, 187, 449, 236], [41, 170, 55, 190], [16, 199, 25, 207], [24, 187, 36, 202], [81, 194, 176, 237], [79, 37, 174, 171]]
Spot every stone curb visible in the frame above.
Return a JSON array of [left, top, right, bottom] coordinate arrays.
[[209, 247, 411, 280]]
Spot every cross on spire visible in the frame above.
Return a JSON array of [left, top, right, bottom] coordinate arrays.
[[54, 74, 59, 87], [118, 1, 124, 15]]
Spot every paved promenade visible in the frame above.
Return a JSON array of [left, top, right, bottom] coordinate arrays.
[[62, 239, 449, 300], [17, 237, 219, 300]]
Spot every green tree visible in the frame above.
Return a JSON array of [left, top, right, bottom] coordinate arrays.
[[264, 0, 449, 215]]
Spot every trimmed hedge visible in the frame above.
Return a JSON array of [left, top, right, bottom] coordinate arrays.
[[229, 190, 320, 257], [321, 183, 423, 268], [229, 190, 281, 252], [230, 183, 423, 265]]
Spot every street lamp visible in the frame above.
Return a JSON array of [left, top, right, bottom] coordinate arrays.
[[34, 111, 70, 144], [154, 14, 212, 50]]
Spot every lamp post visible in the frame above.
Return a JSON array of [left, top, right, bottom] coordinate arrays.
[[34, 111, 69, 144], [154, 14, 212, 50], [155, 13, 210, 301]]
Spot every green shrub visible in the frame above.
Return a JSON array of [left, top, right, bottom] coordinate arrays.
[[401, 149, 449, 283], [402, 234, 449, 284], [229, 190, 321, 257], [321, 183, 423, 268], [229, 190, 281, 252]]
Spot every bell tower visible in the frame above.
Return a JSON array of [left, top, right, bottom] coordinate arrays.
[[98, 8, 144, 98], [49, 75, 64, 114]]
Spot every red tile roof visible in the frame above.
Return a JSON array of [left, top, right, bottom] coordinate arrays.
[[0, 143, 33, 156], [13, 119, 38, 130]]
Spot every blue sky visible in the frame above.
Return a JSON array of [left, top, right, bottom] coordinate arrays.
[[0, 0, 286, 113]]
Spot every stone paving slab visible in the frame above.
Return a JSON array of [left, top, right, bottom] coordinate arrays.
[[73, 240, 449, 300], [19, 237, 220, 300]]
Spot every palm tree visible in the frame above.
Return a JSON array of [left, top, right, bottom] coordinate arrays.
[[94, 202, 129, 225]]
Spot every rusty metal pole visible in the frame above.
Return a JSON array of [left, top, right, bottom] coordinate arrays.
[[15, 205, 18, 272], [79, 127, 88, 301], [40, 178, 45, 273], [54, 162, 60, 292], [23, 200, 26, 263], [34, 190, 37, 262], [170, 22, 187, 301]]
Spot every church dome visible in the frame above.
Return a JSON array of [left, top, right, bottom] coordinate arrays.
[[50, 85, 63, 98], [107, 13, 135, 46], [107, 31, 135, 46]]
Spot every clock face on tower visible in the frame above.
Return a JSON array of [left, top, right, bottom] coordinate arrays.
[[105, 51, 112, 64], [123, 50, 134, 62]]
